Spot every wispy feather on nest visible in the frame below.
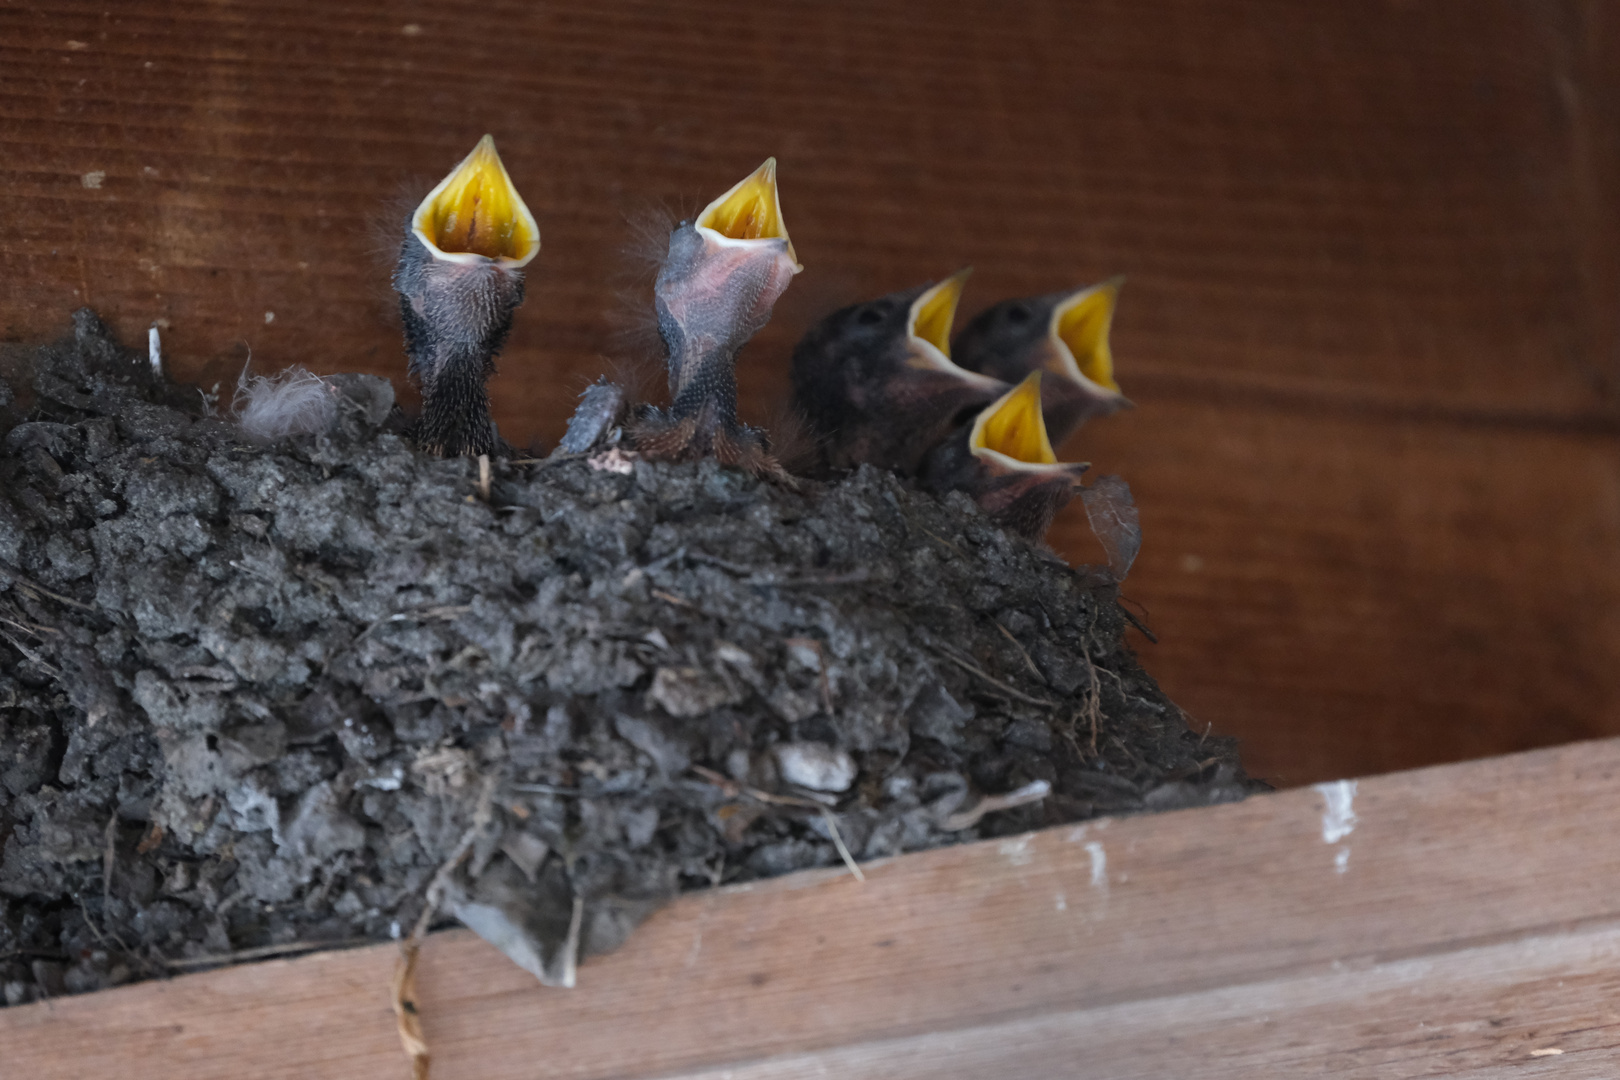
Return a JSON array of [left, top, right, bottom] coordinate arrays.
[[233, 363, 339, 443]]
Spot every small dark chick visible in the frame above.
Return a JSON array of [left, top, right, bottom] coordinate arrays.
[[952, 277, 1128, 450], [632, 159, 801, 474], [790, 269, 1007, 476], [393, 135, 539, 457], [921, 371, 1090, 542]]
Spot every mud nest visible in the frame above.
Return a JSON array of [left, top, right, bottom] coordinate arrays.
[[0, 312, 1254, 1005]]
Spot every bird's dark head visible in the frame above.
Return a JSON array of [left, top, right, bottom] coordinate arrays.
[[655, 158, 801, 403], [791, 269, 1000, 416], [921, 370, 1091, 541], [789, 270, 1007, 474], [954, 277, 1128, 408]]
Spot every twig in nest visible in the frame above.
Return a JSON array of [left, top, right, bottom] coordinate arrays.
[[0, 630, 60, 675], [915, 524, 966, 559], [394, 774, 497, 1080], [164, 938, 372, 969], [1118, 600, 1158, 643], [508, 782, 582, 797], [0, 564, 98, 612], [651, 589, 692, 607], [684, 550, 756, 575], [474, 454, 492, 502], [928, 644, 1055, 708], [102, 811, 117, 910], [818, 807, 865, 882], [994, 622, 1044, 682], [0, 612, 60, 638], [690, 766, 865, 882], [1109, 734, 1148, 774], [1081, 651, 1103, 758], [941, 780, 1053, 831]]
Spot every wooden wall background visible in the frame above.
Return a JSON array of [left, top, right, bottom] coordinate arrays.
[[2, 1, 1617, 786]]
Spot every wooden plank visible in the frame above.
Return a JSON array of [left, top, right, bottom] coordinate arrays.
[[0, 0, 1610, 422], [674, 928, 1620, 1078], [6, 738, 1620, 1079], [1057, 399, 1620, 784]]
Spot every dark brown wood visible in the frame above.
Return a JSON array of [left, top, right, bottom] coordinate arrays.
[[2, 2, 1618, 782], [6, 738, 1620, 1078], [1069, 400, 1620, 784]]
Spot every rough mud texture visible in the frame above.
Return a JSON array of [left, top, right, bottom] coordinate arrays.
[[0, 312, 1254, 1006]]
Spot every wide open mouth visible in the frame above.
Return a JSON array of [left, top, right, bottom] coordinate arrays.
[[695, 158, 800, 271], [1048, 277, 1124, 393], [969, 371, 1092, 476], [904, 270, 1003, 388], [412, 135, 540, 267]]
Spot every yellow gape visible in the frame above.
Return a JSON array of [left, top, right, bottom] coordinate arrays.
[[909, 269, 972, 356], [697, 158, 798, 266], [1053, 280, 1121, 392], [413, 135, 540, 265], [974, 373, 1058, 465]]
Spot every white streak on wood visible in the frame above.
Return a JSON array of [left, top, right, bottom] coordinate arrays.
[[1315, 780, 1358, 843], [1085, 842, 1107, 890], [998, 836, 1035, 867]]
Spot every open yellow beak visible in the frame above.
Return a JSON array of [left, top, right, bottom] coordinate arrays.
[[412, 135, 540, 268], [905, 269, 1002, 387], [695, 157, 800, 271], [971, 372, 1062, 468], [1049, 277, 1123, 393], [908, 267, 972, 356]]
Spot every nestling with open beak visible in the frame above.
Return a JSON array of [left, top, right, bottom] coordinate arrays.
[[631, 159, 801, 474], [790, 269, 1007, 475], [921, 371, 1090, 542], [952, 277, 1129, 449], [394, 135, 540, 457]]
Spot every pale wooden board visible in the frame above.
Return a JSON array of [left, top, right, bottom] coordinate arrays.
[[675, 927, 1620, 1079], [5, 738, 1620, 1079]]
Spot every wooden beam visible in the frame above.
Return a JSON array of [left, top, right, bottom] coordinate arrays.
[[0, 1, 1606, 421], [6, 738, 1620, 1078], [1069, 399, 1620, 785]]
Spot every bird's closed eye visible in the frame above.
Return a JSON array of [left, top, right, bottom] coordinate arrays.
[[1004, 303, 1033, 324], [856, 306, 885, 326]]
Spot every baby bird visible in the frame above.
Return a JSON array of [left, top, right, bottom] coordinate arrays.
[[951, 277, 1128, 448], [393, 135, 540, 457], [921, 371, 1090, 542], [790, 269, 1006, 475], [632, 158, 801, 473]]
